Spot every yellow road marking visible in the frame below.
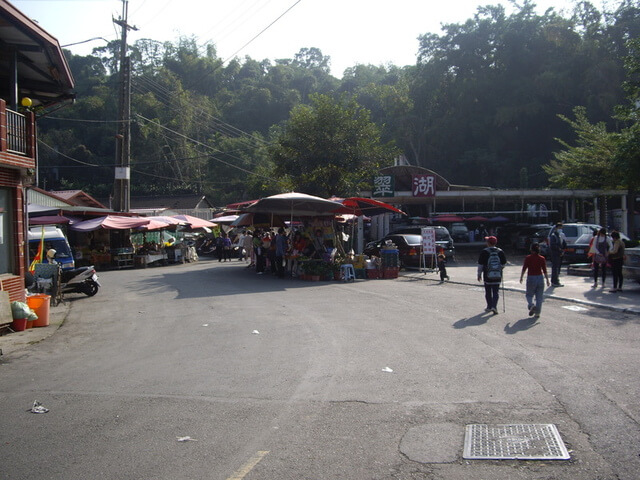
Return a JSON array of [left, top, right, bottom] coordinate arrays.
[[226, 451, 269, 480]]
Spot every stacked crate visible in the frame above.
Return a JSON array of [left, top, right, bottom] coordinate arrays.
[[380, 248, 399, 279]]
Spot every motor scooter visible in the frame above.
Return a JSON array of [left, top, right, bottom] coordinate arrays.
[[196, 236, 216, 256], [60, 266, 101, 296]]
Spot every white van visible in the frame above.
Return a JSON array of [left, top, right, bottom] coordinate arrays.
[[28, 226, 75, 270]]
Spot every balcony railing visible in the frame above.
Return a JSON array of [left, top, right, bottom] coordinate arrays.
[[6, 108, 27, 155], [1, 98, 35, 164]]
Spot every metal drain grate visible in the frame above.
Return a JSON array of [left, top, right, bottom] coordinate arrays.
[[463, 424, 570, 460]]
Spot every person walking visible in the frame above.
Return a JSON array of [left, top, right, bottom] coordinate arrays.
[[215, 232, 225, 262], [221, 232, 232, 261], [241, 230, 254, 265], [477, 235, 507, 315], [608, 231, 625, 292], [519, 242, 550, 318], [591, 228, 612, 288], [275, 227, 288, 278], [548, 222, 567, 287], [254, 228, 265, 274], [437, 250, 449, 282]]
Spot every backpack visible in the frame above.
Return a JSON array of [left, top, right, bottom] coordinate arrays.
[[485, 247, 503, 281]]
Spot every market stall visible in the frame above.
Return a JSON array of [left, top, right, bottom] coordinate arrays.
[[70, 216, 151, 269], [237, 193, 405, 281]]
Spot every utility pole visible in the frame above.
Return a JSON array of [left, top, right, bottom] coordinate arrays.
[[113, 0, 137, 212]]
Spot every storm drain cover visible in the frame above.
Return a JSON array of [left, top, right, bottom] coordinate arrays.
[[463, 424, 570, 460]]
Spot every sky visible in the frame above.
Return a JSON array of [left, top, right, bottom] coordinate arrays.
[[14, 0, 583, 77]]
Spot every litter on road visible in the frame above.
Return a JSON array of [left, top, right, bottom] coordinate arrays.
[[30, 400, 49, 414], [563, 305, 588, 312]]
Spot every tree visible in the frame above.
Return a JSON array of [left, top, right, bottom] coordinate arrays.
[[544, 38, 640, 235], [269, 93, 398, 197], [544, 106, 620, 189]]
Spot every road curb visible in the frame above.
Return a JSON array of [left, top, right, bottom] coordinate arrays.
[[405, 273, 640, 316]]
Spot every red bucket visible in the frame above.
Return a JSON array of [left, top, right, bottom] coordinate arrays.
[[12, 318, 27, 332]]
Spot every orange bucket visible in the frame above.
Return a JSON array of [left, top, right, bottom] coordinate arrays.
[[27, 294, 51, 327]]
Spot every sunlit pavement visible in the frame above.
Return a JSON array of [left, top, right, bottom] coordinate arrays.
[[402, 249, 640, 315], [2, 252, 638, 358]]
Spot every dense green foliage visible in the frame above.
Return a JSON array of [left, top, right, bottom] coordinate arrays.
[[35, 0, 640, 205], [269, 93, 397, 197], [544, 36, 640, 232]]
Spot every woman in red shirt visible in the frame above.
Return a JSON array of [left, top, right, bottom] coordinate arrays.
[[519, 242, 551, 318]]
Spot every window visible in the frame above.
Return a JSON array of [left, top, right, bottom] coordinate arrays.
[[562, 226, 578, 237]]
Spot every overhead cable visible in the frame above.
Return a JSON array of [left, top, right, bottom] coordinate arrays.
[[135, 113, 275, 181]]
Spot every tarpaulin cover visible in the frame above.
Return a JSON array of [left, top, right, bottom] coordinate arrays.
[[170, 215, 218, 229], [29, 215, 73, 225], [70, 215, 150, 232]]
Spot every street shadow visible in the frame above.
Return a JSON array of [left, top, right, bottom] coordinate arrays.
[[504, 317, 540, 334], [453, 312, 491, 329], [133, 258, 349, 300]]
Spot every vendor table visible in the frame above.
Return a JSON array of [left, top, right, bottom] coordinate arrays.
[[113, 253, 134, 269], [90, 253, 111, 270], [143, 252, 168, 266]]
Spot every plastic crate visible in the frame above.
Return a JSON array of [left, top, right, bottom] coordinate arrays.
[[381, 267, 399, 279], [380, 249, 399, 268]]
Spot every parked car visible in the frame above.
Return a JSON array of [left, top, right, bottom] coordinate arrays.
[[364, 231, 453, 269], [495, 223, 531, 248], [558, 223, 601, 244], [563, 232, 633, 264], [561, 233, 593, 264], [388, 226, 455, 259], [623, 246, 640, 284], [515, 224, 552, 252], [449, 223, 470, 243]]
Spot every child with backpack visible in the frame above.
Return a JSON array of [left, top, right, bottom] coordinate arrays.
[[477, 236, 507, 314]]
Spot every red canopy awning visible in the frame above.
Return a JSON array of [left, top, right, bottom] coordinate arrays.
[[329, 197, 406, 217], [434, 215, 464, 223], [170, 215, 217, 229], [465, 216, 490, 222], [225, 199, 259, 210]]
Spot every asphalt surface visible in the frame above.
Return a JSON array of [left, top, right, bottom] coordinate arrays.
[[2, 249, 637, 357], [1, 252, 639, 480]]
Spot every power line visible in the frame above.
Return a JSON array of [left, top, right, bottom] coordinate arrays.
[[40, 116, 129, 123], [223, 0, 304, 64], [38, 139, 105, 167], [37, 139, 234, 187], [135, 113, 275, 181], [62, 36, 110, 48], [133, 74, 270, 146]]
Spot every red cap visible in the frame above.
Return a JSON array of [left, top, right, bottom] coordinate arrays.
[[485, 236, 498, 245]]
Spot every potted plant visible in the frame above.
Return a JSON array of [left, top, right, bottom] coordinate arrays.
[[301, 260, 322, 281], [331, 262, 342, 280]]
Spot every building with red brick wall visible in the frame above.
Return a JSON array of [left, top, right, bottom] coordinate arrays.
[[0, 0, 75, 301]]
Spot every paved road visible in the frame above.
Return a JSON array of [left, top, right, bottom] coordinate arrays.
[[1, 257, 639, 479]]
